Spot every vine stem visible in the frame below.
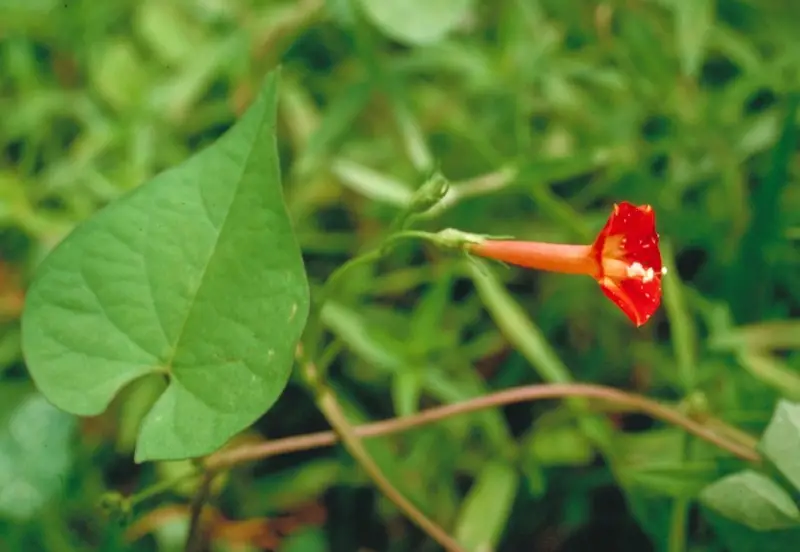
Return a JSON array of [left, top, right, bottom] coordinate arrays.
[[297, 348, 466, 552], [183, 471, 213, 552], [319, 230, 439, 302], [205, 382, 761, 471]]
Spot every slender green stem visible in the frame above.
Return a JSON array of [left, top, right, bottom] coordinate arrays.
[[416, 166, 519, 220], [129, 470, 201, 507], [319, 230, 439, 302], [668, 498, 690, 552], [319, 227, 507, 307], [662, 241, 699, 552], [303, 229, 441, 360]]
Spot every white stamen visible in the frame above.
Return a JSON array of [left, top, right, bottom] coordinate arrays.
[[626, 261, 658, 283]]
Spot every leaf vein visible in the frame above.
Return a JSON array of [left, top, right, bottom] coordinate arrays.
[[163, 107, 271, 384]]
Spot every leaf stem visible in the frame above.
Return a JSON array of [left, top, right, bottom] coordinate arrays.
[[667, 498, 690, 552], [319, 230, 438, 302], [129, 471, 201, 507], [319, 227, 506, 305]]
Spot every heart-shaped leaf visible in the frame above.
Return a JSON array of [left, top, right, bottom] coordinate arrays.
[[21, 70, 310, 462]]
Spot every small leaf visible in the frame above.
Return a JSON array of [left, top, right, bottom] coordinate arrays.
[[673, 0, 714, 77], [614, 428, 718, 497], [728, 94, 799, 321], [392, 369, 423, 417], [22, 70, 310, 462], [89, 40, 149, 111], [759, 400, 800, 491], [700, 470, 800, 531], [357, 0, 474, 46], [135, 1, 200, 65], [454, 461, 518, 551], [295, 80, 373, 176], [330, 158, 413, 207], [525, 417, 594, 467], [710, 320, 800, 352]]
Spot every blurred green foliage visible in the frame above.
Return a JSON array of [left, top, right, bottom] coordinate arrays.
[[1, 0, 800, 551]]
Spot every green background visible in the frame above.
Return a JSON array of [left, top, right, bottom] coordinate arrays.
[[1, 0, 799, 551]]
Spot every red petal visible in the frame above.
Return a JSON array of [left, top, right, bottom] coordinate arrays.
[[593, 202, 664, 326], [595, 202, 662, 271], [599, 276, 662, 327]]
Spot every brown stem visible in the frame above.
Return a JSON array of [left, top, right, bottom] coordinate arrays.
[[298, 349, 465, 552], [206, 383, 760, 471], [183, 471, 214, 552]]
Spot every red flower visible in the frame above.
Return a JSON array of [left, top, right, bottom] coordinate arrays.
[[468, 202, 666, 326]]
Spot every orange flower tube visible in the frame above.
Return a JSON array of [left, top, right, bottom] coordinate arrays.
[[468, 202, 667, 326]]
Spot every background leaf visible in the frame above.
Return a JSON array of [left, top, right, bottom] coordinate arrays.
[[0, 385, 75, 521], [5, 0, 800, 549], [357, 0, 474, 46], [699, 470, 800, 531], [21, 70, 310, 462], [454, 460, 518, 551], [759, 400, 800, 491], [673, 0, 714, 78]]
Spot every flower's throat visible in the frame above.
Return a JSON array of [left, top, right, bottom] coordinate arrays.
[[598, 234, 666, 283]]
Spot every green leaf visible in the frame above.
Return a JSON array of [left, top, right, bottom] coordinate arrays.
[[524, 410, 594, 467], [759, 400, 800, 492], [295, 80, 373, 176], [615, 428, 718, 498], [330, 158, 413, 207], [709, 320, 800, 352], [89, 40, 149, 111], [729, 94, 800, 321], [699, 470, 800, 531], [454, 461, 518, 551], [673, 0, 714, 77], [392, 369, 423, 417], [466, 260, 572, 384], [660, 240, 698, 391], [466, 259, 614, 453], [0, 385, 76, 521], [357, 0, 474, 46], [21, 70, 310, 462], [135, 1, 200, 65]]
